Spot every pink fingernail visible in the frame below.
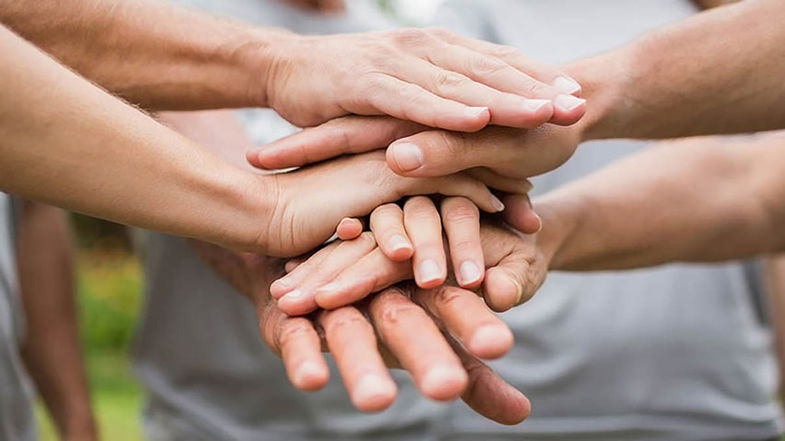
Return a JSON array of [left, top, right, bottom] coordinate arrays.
[[418, 259, 443, 285], [523, 99, 552, 114], [388, 234, 412, 253], [389, 142, 424, 172], [490, 195, 506, 212], [465, 106, 489, 118], [553, 76, 582, 95], [459, 261, 483, 286], [554, 94, 586, 113]]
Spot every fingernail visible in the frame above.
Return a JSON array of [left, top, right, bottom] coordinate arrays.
[[317, 282, 340, 294], [459, 261, 483, 286], [389, 142, 424, 172], [522, 99, 552, 114], [388, 234, 412, 253], [353, 374, 395, 410], [554, 94, 586, 113], [270, 279, 292, 298], [490, 194, 505, 212], [533, 213, 543, 234], [465, 106, 488, 118], [281, 289, 306, 301], [553, 76, 582, 95], [418, 259, 443, 285]]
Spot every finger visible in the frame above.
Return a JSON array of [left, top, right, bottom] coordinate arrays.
[[336, 217, 364, 241], [315, 247, 412, 310], [440, 197, 484, 288], [466, 168, 533, 195], [284, 259, 303, 273], [392, 57, 554, 128], [386, 128, 521, 178], [404, 196, 447, 288], [369, 288, 467, 401], [448, 337, 531, 425], [352, 75, 491, 133], [265, 309, 330, 391], [248, 116, 424, 170], [417, 285, 513, 360], [270, 242, 339, 299], [319, 307, 397, 412], [370, 204, 413, 261], [432, 30, 585, 125], [277, 233, 379, 315], [502, 193, 542, 235]]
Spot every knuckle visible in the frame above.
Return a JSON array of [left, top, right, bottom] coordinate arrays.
[[489, 44, 520, 59], [278, 320, 313, 347], [424, 27, 453, 39], [433, 285, 465, 309], [468, 55, 509, 77], [433, 70, 470, 92], [378, 302, 422, 326], [325, 308, 369, 332], [392, 28, 432, 46], [442, 198, 479, 223]]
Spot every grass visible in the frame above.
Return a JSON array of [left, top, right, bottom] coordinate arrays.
[[37, 249, 144, 441]]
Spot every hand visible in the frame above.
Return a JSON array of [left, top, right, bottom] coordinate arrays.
[[257, 150, 518, 257], [261, 280, 529, 423], [191, 241, 530, 423], [271, 196, 547, 315], [247, 116, 583, 184], [260, 28, 586, 131]]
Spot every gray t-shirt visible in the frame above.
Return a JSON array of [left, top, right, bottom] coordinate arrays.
[[434, 1, 783, 440], [0, 193, 35, 441], [132, 2, 443, 441]]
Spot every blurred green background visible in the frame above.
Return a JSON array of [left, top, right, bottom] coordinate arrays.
[[37, 215, 144, 441]]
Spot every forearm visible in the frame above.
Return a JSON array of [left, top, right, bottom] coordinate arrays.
[[569, 0, 785, 141], [539, 134, 785, 270], [0, 0, 283, 110], [0, 26, 270, 251], [17, 202, 96, 440]]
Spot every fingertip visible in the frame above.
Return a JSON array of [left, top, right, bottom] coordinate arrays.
[[336, 218, 363, 240], [293, 361, 330, 392], [484, 268, 521, 312], [457, 261, 484, 288], [420, 364, 468, 401], [551, 94, 587, 126], [351, 374, 398, 413], [245, 149, 262, 168], [385, 235, 414, 261], [277, 290, 317, 316], [313, 283, 348, 310], [270, 279, 292, 299], [467, 324, 514, 360], [415, 259, 446, 289], [453, 106, 491, 133]]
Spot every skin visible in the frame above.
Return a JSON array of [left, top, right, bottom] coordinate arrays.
[[189, 240, 529, 424], [274, 208, 545, 316], [0, 30, 511, 257], [0, 0, 584, 130], [248, 0, 785, 180], [17, 202, 97, 441]]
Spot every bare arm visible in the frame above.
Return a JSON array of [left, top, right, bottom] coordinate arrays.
[[763, 255, 785, 399], [17, 202, 97, 441], [0, 0, 580, 129], [526, 133, 785, 270], [574, 0, 785, 141]]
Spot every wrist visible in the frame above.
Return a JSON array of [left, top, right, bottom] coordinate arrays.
[[533, 192, 588, 270], [240, 27, 299, 109], [233, 173, 279, 254], [564, 45, 636, 142]]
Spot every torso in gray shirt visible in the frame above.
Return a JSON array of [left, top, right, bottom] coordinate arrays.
[[0, 193, 35, 441], [435, 1, 782, 440]]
